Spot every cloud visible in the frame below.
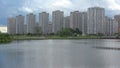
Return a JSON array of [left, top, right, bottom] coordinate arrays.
[[1, 0, 120, 25], [51, 0, 74, 8], [105, 0, 120, 11], [18, 0, 74, 13], [19, 7, 33, 13]]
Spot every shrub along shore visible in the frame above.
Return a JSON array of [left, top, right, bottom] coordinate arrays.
[[11, 28, 120, 40], [0, 33, 13, 43], [0, 34, 120, 44], [0, 28, 120, 43], [12, 35, 120, 40]]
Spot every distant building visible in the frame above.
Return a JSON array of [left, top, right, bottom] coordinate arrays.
[[26, 13, 36, 34], [87, 7, 105, 34], [114, 15, 120, 33], [35, 22, 41, 34], [104, 16, 118, 36], [24, 24, 27, 34], [48, 22, 53, 34], [81, 12, 87, 35], [104, 17, 113, 36], [52, 10, 64, 33], [63, 16, 70, 29], [39, 12, 49, 34], [7, 7, 120, 36], [70, 11, 82, 31], [16, 15, 24, 34], [7, 17, 16, 34], [113, 20, 118, 35]]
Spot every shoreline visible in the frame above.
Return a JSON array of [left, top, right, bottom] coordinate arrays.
[[13, 36, 120, 40], [0, 36, 120, 44]]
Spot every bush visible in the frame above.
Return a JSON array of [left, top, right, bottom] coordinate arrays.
[[0, 33, 13, 43], [57, 28, 73, 37]]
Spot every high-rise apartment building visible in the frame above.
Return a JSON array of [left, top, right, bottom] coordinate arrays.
[[52, 10, 64, 33], [39, 12, 49, 34], [48, 22, 53, 34], [63, 16, 70, 28], [7, 17, 16, 34], [114, 15, 120, 33], [104, 16, 118, 36], [113, 20, 118, 35], [81, 12, 88, 35], [16, 15, 24, 34], [70, 11, 82, 31], [87, 7, 105, 34], [24, 24, 27, 34], [26, 13, 36, 34], [104, 17, 113, 36]]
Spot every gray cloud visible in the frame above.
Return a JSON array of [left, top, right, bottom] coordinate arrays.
[[1, 0, 120, 25]]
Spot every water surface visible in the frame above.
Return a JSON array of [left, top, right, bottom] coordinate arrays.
[[0, 39, 120, 68]]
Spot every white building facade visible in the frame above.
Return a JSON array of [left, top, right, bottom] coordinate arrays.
[[26, 13, 36, 34], [70, 11, 82, 31], [87, 7, 105, 34], [39, 12, 49, 34], [52, 10, 64, 33], [63, 16, 70, 29], [7, 17, 16, 34], [16, 15, 24, 34]]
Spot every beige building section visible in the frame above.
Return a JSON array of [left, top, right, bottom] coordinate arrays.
[[52, 10, 64, 33], [0, 26, 7, 33], [26, 13, 36, 34], [87, 7, 105, 34], [39, 12, 49, 34], [114, 15, 120, 34], [7, 18, 16, 34], [16, 15, 25, 34]]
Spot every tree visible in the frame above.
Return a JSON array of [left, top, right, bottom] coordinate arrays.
[[0, 33, 13, 43], [97, 33, 104, 36], [75, 28, 82, 35], [35, 25, 42, 36], [57, 28, 73, 36]]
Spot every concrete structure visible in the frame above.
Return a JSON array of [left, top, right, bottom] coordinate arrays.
[[48, 22, 53, 34], [52, 10, 64, 33], [63, 16, 70, 28], [35, 22, 41, 34], [24, 24, 27, 34], [87, 7, 105, 34], [81, 12, 87, 35], [113, 20, 118, 35], [104, 17, 118, 36], [7, 17, 16, 34], [104, 17, 113, 36], [70, 11, 82, 31], [39, 12, 49, 34], [26, 13, 36, 34], [114, 15, 120, 33], [16, 15, 24, 34]]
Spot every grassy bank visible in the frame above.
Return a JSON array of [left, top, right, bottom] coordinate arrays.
[[13, 35, 45, 40], [13, 35, 115, 40], [1, 34, 119, 44], [45, 36, 101, 39]]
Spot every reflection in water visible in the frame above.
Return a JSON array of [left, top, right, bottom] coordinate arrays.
[[0, 39, 120, 68], [93, 46, 120, 51]]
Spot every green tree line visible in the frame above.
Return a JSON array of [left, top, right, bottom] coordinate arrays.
[[0, 33, 13, 43]]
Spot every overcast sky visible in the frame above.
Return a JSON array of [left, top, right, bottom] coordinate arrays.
[[1, 0, 120, 26]]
